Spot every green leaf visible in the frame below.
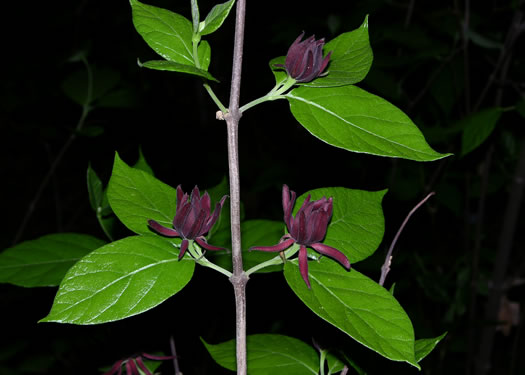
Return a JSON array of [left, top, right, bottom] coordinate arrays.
[[139, 60, 218, 81], [305, 15, 372, 88], [87, 164, 118, 241], [202, 334, 319, 374], [87, 164, 104, 211], [0, 233, 105, 287], [326, 352, 345, 374], [198, 0, 236, 36], [198, 40, 212, 71], [41, 235, 193, 324], [107, 152, 178, 235], [295, 188, 386, 263], [210, 219, 286, 273], [133, 147, 154, 176], [284, 258, 419, 368], [460, 107, 502, 157], [269, 56, 288, 86], [130, 0, 194, 65], [62, 66, 120, 107], [286, 85, 450, 161], [414, 332, 447, 362], [340, 353, 367, 375]]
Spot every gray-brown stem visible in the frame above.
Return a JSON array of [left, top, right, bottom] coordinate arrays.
[[225, 0, 249, 374]]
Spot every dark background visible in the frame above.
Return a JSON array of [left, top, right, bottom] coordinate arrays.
[[1, 0, 524, 374]]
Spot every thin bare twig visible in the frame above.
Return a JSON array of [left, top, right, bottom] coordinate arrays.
[[379, 192, 435, 286], [473, 11, 523, 112], [12, 56, 93, 245], [169, 335, 182, 375]]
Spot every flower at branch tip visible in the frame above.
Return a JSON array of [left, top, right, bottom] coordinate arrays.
[[148, 185, 228, 259], [102, 353, 175, 375], [275, 32, 332, 83], [250, 185, 350, 288]]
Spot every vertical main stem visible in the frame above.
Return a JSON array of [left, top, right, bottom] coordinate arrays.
[[225, 0, 248, 374]]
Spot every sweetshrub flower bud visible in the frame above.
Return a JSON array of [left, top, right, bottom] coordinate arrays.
[[148, 185, 227, 259], [103, 353, 175, 375], [250, 185, 350, 288], [276, 32, 332, 83]]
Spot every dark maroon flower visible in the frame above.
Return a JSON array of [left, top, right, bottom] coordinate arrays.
[[276, 32, 332, 83], [250, 185, 350, 288], [148, 185, 227, 259], [102, 353, 175, 375]]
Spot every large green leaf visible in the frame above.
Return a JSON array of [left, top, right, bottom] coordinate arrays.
[[295, 188, 387, 263], [202, 334, 319, 374], [107, 152, 178, 235], [284, 258, 419, 368], [139, 60, 217, 81], [305, 16, 372, 88], [460, 107, 502, 157], [41, 235, 193, 324], [210, 219, 286, 273], [414, 332, 447, 362], [286, 85, 450, 161], [199, 0, 236, 36], [130, 0, 194, 65], [0, 234, 105, 287]]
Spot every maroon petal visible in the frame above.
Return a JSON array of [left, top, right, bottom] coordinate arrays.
[[296, 210, 307, 243], [318, 51, 332, 75], [295, 50, 315, 82], [176, 185, 184, 209], [201, 192, 211, 215], [178, 239, 189, 260], [195, 237, 225, 251], [326, 197, 333, 219], [310, 243, 351, 270], [141, 353, 176, 361], [102, 359, 123, 375], [283, 185, 296, 230], [173, 202, 191, 230], [190, 186, 201, 203], [125, 360, 135, 375], [305, 211, 326, 244], [203, 195, 228, 233], [250, 238, 295, 252], [148, 220, 180, 237], [135, 357, 153, 375], [285, 32, 306, 70], [185, 209, 207, 238], [298, 245, 311, 288]]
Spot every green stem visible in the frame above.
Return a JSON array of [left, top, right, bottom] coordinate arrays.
[[245, 243, 300, 276], [319, 349, 327, 375], [204, 83, 228, 113], [193, 38, 228, 113], [191, 241, 233, 278], [239, 76, 296, 113]]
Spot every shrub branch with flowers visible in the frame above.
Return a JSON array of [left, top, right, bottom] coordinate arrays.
[[0, 0, 450, 374]]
